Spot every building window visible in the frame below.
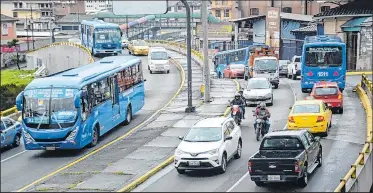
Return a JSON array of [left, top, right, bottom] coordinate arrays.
[[215, 0, 221, 5], [320, 6, 330, 12], [13, 3, 18, 8], [19, 3, 22, 8], [42, 12, 45, 16], [224, 9, 230, 17], [41, 3, 44, 8], [282, 7, 292, 13], [250, 8, 259, 15], [13, 12, 18, 18], [215, 9, 221, 17], [222, 0, 227, 5], [2, 23, 9, 36]]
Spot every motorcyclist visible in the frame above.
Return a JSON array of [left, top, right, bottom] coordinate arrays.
[[253, 102, 271, 134], [238, 89, 246, 118], [230, 92, 245, 119]]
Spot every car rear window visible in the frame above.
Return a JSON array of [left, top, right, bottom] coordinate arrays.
[[293, 104, 320, 113], [294, 57, 301, 62], [315, 87, 338, 96], [261, 137, 304, 150]]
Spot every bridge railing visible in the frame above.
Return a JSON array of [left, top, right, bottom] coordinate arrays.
[[334, 73, 373, 192]]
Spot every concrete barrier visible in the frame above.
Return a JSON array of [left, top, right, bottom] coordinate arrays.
[[334, 74, 373, 192]]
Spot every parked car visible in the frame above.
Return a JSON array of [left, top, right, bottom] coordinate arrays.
[[224, 64, 245, 79], [248, 130, 322, 187], [310, 81, 343, 114], [243, 77, 273, 106], [174, 117, 242, 174], [287, 99, 332, 137], [287, 55, 302, 80], [279, 60, 290, 77], [1, 117, 22, 149]]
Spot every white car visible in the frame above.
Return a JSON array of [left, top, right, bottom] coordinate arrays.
[[148, 47, 170, 74], [287, 55, 302, 80], [243, 77, 273, 106], [174, 117, 242, 174]]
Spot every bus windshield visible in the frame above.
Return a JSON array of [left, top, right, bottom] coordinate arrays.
[[23, 88, 78, 129], [305, 46, 342, 67], [254, 59, 277, 71], [94, 28, 121, 43], [151, 51, 168, 60]]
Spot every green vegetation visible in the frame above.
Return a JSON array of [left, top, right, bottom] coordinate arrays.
[[61, 171, 85, 175], [112, 171, 127, 175], [0, 69, 35, 111]]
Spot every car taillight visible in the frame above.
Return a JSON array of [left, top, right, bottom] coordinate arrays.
[[307, 71, 313, 76], [338, 94, 342, 99], [333, 71, 339, 76], [248, 161, 252, 173], [288, 116, 295, 123], [316, 116, 325, 122], [295, 162, 300, 173]]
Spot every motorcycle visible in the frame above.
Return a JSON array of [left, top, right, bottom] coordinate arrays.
[[228, 100, 242, 125], [253, 111, 268, 141]]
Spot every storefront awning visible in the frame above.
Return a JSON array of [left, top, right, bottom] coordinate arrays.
[[341, 16, 371, 32]]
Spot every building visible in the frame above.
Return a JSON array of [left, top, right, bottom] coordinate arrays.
[[1, 14, 19, 43], [85, 0, 112, 14], [0, 1, 14, 17], [313, 0, 372, 70], [53, 1, 86, 21], [211, 0, 237, 21]]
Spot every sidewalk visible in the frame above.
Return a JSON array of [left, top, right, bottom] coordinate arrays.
[[24, 51, 238, 192]]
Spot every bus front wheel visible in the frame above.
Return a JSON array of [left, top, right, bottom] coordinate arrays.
[[124, 106, 132, 125], [88, 125, 99, 148]]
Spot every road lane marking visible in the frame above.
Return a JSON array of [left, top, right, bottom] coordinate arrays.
[[16, 55, 186, 192], [1, 150, 28, 163], [226, 79, 295, 192]]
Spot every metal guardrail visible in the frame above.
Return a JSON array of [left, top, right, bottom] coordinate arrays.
[[146, 40, 204, 61], [334, 73, 373, 192], [0, 106, 18, 117]]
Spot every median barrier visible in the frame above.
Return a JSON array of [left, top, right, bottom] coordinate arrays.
[[334, 74, 373, 192]]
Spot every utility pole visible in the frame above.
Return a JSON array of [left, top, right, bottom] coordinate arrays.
[[202, 0, 210, 102], [30, 3, 35, 50], [125, 15, 129, 38], [26, 16, 30, 50], [181, 0, 195, 113]]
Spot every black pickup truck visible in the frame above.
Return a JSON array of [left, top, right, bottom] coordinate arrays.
[[248, 130, 322, 187]]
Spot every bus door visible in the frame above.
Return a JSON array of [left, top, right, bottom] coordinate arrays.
[[110, 75, 120, 124]]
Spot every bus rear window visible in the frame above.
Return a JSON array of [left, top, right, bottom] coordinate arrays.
[[305, 46, 342, 67], [315, 87, 338, 96]]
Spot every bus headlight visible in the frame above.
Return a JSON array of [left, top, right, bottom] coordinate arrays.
[[66, 127, 79, 142], [23, 130, 34, 144]]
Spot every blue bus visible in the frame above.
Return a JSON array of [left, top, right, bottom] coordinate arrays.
[[15, 56, 145, 150], [212, 43, 269, 78], [301, 35, 347, 93], [81, 19, 122, 57]]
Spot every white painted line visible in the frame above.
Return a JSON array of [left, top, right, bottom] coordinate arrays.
[[1, 150, 28, 163], [225, 79, 296, 192]]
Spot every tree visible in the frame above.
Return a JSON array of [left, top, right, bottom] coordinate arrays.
[[6, 39, 20, 70]]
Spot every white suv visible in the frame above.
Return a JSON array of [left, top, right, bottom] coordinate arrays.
[[287, 55, 302, 80], [174, 117, 242, 174]]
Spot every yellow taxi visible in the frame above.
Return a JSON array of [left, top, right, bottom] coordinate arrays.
[[128, 40, 149, 56], [287, 99, 332, 137]]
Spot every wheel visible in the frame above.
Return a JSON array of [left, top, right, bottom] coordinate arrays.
[[218, 154, 227, 174], [267, 96, 273, 106], [234, 140, 242, 159], [150, 70, 153, 74], [148, 65, 150, 70], [256, 127, 261, 141], [12, 134, 21, 147], [124, 106, 132, 125], [274, 84, 278, 89], [244, 75, 248, 80], [176, 169, 185, 174], [298, 165, 308, 187], [218, 72, 222, 79], [255, 181, 265, 187], [88, 125, 99, 148], [292, 73, 297, 80], [129, 51, 132, 55], [339, 107, 343, 114], [317, 148, 322, 167], [288, 73, 291, 79], [167, 70, 170, 74]]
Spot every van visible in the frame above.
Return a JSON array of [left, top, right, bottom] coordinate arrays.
[[148, 47, 170, 74]]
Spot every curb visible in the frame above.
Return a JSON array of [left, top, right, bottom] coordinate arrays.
[[117, 75, 241, 192]]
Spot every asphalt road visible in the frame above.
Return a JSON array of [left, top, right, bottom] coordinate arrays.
[[134, 76, 367, 192], [0, 50, 181, 192]]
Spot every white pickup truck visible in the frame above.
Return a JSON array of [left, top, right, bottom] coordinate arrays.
[[287, 55, 302, 80]]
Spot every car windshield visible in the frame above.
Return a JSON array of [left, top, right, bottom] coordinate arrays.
[[134, 40, 147, 46], [305, 46, 342, 67], [247, 79, 270, 89], [230, 64, 245, 69], [315, 87, 338, 96], [183, 127, 222, 142], [293, 104, 320, 113], [261, 137, 304, 150], [94, 28, 121, 43], [254, 59, 277, 71], [151, 51, 168, 60], [23, 88, 78, 129]]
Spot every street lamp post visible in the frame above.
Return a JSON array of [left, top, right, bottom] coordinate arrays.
[[202, 0, 210, 102]]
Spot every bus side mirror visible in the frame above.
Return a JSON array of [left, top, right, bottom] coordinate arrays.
[[74, 91, 82, 108], [16, 91, 24, 111]]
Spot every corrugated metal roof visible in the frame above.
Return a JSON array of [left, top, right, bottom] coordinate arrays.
[[291, 24, 317, 33], [360, 17, 372, 26], [313, 0, 373, 19], [341, 16, 371, 28], [56, 14, 96, 23], [229, 15, 266, 23], [230, 13, 312, 23], [0, 14, 18, 22]]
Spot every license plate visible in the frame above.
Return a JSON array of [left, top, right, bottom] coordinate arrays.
[[189, 161, 200, 166], [46, 146, 56, 150], [268, 175, 280, 181], [299, 128, 310, 131], [156, 68, 163, 70]]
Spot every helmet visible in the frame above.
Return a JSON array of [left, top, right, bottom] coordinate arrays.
[[234, 92, 240, 99], [260, 102, 266, 109]]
